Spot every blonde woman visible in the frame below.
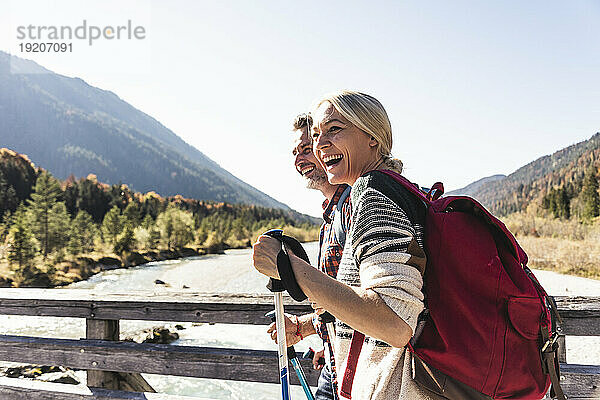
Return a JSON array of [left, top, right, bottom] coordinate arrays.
[[253, 91, 431, 399]]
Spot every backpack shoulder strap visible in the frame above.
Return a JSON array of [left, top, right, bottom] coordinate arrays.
[[332, 185, 352, 247], [379, 170, 431, 204]]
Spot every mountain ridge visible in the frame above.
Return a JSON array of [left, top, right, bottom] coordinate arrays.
[[0, 51, 288, 210], [446, 174, 506, 197], [456, 132, 600, 216]]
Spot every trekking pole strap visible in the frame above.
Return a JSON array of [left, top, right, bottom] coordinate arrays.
[[263, 229, 309, 302]]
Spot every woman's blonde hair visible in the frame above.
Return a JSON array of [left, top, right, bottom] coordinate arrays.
[[314, 90, 403, 173]]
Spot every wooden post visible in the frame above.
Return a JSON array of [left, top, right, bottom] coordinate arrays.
[[86, 319, 120, 389], [85, 318, 156, 392]]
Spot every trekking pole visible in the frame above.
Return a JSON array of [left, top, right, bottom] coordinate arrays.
[[264, 229, 291, 400], [319, 311, 336, 360], [320, 312, 336, 343], [288, 346, 315, 400], [266, 310, 315, 400]]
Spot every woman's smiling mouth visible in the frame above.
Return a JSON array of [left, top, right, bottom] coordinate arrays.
[[322, 154, 343, 168]]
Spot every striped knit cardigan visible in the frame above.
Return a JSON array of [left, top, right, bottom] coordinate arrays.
[[333, 170, 435, 399]]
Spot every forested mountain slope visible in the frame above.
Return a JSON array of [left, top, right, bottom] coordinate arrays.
[[0, 51, 287, 209]]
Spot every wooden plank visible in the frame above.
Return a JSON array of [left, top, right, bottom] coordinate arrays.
[[554, 296, 600, 336], [559, 363, 600, 399], [0, 377, 211, 399], [0, 290, 313, 325], [0, 335, 321, 385], [0, 363, 597, 400], [0, 290, 597, 335]]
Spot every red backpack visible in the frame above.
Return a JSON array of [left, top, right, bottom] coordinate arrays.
[[340, 170, 565, 400]]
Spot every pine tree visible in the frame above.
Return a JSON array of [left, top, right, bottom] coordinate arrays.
[[101, 206, 124, 249], [123, 202, 142, 227], [142, 214, 154, 229], [68, 210, 98, 255], [113, 223, 135, 255], [27, 172, 63, 259], [581, 167, 600, 220], [47, 202, 70, 254], [0, 210, 12, 244], [556, 188, 570, 219], [7, 204, 37, 271]]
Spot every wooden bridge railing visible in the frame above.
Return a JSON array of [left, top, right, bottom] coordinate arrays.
[[0, 289, 597, 399]]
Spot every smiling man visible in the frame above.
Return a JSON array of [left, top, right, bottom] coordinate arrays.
[[265, 113, 352, 400]]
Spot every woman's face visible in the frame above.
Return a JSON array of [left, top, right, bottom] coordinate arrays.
[[312, 102, 380, 185]]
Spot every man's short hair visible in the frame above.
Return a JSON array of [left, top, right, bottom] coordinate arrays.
[[293, 113, 313, 131]]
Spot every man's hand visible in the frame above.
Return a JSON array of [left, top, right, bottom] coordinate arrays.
[[312, 348, 325, 370]]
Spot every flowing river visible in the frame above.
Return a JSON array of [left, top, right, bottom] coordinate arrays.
[[0, 242, 598, 399]]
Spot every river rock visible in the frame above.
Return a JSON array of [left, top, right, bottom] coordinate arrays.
[[1, 365, 66, 379], [144, 328, 179, 344], [123, 326, 180, 344]]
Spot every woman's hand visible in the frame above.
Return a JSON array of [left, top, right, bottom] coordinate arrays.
[[252, 235, 281, 279], [266, 313, 301, 346]]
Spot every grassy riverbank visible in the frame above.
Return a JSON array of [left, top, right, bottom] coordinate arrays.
[[0, 246, 206, 288], [504, 213, 600, 280], [0, 223, 320, 288]]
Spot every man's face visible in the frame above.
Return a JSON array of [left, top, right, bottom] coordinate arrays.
[[292, 125, 328, 190]]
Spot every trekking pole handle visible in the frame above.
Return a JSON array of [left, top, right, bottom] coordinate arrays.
[[264, 229, 286, 293], [319, 312, 335, 324]]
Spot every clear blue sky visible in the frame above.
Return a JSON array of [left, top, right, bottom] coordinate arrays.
[[1, 0, 599, 217]]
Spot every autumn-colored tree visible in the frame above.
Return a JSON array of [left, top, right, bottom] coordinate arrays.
[[156, 205, 195, 249]]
